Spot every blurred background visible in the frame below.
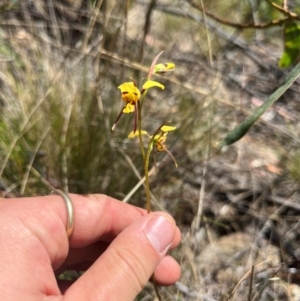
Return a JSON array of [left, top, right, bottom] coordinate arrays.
[[1, 0, 300, 300]]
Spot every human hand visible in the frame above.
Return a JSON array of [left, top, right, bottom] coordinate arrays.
[[0, 194, 180, 301]]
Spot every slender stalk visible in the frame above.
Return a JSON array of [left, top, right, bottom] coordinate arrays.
[[144, 127, 163, 213], [137, 90, 151, 211], [144, 144, 152, 213], [137, 101, 145, 161]]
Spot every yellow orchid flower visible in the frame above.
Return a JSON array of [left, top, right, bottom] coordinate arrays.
[[153, 133, 168, 152], [152, 126, 175, 151], [118, 82, 141, 104], [152, 126, 177, 166], [128, 125, 177, 166], [154, 63, 175, 74], [112, 81, 141, 131]]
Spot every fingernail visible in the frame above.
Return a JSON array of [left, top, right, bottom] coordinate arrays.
[[144, 215, 176, 254]]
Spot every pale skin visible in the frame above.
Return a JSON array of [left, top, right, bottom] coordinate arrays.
[[0, 194, 181, 301]]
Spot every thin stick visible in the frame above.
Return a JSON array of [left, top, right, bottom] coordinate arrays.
[[247, 265, 255, 301], [189, 0, 296, 29]]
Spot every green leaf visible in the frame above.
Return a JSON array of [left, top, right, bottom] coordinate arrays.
[[279, 21, 300, 69], [279, 51, 296, 69], [218, 61, 300, 149]]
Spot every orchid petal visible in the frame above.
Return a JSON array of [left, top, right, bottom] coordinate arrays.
[[118, 82, 141, 103], [161, 125, 176, 132], [142, 80, 165, 90], [128, 130, 149, 138], [123, 103, 135, 113]]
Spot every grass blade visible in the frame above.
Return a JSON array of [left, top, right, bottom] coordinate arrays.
[[218, 61, 300, 148]]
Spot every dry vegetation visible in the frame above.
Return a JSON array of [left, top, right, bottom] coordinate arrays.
[[1, 0, 300, 300]]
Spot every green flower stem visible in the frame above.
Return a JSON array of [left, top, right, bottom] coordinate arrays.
[[137, 89, 151, 212], [144, 128, 163, 213], [137, 89, 149, 161], [144, 151, 151, 213], [137, 101, 145, 161]]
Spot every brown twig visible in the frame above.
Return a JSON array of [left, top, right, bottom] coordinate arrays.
[[139, 0, 157, 63], [266, 0, 298, 18], [188, 0, 299, 29]]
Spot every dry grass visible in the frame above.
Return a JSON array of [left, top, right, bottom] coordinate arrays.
[[1, 0, 300, 300]]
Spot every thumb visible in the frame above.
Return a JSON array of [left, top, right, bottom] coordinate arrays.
[[64, 212, 177, 301]]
